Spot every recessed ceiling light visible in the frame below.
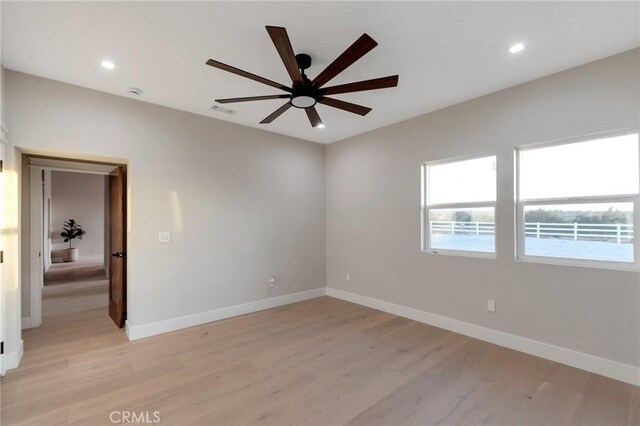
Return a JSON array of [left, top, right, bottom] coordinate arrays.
[[509, 43, 525, 54], [317, 123, 325, 129], [101, 60, 115, 70]]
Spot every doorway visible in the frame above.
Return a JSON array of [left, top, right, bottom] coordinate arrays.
[[22, 155, 127, 332]]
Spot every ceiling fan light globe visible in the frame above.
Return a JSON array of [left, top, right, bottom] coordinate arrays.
[[291, 95, 317, 109]]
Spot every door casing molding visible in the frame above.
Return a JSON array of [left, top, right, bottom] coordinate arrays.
[[19, 151, 129, 349]]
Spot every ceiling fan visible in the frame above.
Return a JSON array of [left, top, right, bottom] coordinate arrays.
[[206, 26, 399, 128]]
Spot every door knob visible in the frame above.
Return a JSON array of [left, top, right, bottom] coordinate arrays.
[[111, 252, 126, 258]]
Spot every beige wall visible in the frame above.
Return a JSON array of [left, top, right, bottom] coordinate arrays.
[[5, 69, 326, 344], [326, 49, 640, 367], [50, 171, 105, 262]]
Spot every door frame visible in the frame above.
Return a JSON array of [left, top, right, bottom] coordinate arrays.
[[0, 132, 6, 375], [25, 166, 43, 328], [22, 153, 128, 331]]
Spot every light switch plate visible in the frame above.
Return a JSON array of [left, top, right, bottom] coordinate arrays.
[[158, 231, 171, 243]]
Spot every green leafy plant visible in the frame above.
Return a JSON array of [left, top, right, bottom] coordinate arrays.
[[61, 219, 86, 249]]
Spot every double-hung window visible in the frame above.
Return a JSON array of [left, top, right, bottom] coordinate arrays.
[[422, 154, 497, 257], [516, 132, 639, 268]]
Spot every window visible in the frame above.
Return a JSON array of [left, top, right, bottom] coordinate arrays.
[[517, 132, 639, 268], [422, 155, 497, 256]]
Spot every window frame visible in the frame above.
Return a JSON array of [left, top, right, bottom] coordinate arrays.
[[515, 129, 640, 271], [421, 152, 497, 259]]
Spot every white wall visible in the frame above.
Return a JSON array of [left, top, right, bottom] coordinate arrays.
[[326, 49, 640, 368], [50, 171, 105, 262], [5, 70, 326, 349]]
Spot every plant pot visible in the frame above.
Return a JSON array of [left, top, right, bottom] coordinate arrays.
[[62, 248, 79, 263]]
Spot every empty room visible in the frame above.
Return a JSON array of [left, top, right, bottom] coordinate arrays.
[[0, 1, 638, 425]]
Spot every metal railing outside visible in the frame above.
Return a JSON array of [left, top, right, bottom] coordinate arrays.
[[431, 221, 633, 243]]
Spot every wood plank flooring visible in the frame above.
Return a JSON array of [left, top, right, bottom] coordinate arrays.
[[1, 282, 637, 425], [44, 261, 107, 286]]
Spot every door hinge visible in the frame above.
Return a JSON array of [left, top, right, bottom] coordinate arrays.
[[1, 342, 4, 355], [0, 251, 3, 263], [0, 160, 3, 172]]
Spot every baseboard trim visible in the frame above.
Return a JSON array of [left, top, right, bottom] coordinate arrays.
[[21, 316, 40, 329], [326, 287, 639, 386], [126, 288, 326, 341], [4, 340, 24, 371]]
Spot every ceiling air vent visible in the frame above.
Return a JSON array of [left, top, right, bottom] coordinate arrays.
[[210, 104, 237, 115]]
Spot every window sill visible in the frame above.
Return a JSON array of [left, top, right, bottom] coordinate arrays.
[[516, 256, 639, 272], [422, 249, 496, 260]]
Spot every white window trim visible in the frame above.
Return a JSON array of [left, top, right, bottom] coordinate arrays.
[[515, 130, 640, 271], [421, 153, 497, 259]]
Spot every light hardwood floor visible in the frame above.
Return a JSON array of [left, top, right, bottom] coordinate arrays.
[[1, 283, 638, 425], [44, 261, 107, 286]]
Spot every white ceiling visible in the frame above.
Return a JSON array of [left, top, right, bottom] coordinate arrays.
[[2, 1, 639, 144]]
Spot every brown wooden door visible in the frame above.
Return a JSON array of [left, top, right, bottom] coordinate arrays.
[[108, 166, 127, 328]]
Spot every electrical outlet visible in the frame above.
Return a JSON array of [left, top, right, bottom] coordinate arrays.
[[158, 231, 171, 243], [487, 299, 496, 313], [268, 277, 276, 288], [346, 273, 351, 282]]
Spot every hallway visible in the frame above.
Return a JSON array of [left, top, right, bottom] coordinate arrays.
[[19, 275, 121, 371]]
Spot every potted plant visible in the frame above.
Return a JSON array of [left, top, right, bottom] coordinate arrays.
[[60, 219, 86, 262]]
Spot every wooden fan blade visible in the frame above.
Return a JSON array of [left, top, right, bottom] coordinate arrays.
[[260, 102, 292, 124], [322, 75, 398, 95], [319, 97, 371, 116], [312, 34, 378, 88], [266, 26, 304, 85], [305, 107, 323, 128], [206, 59, 292, 92], [216, 94, 291, 104]]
